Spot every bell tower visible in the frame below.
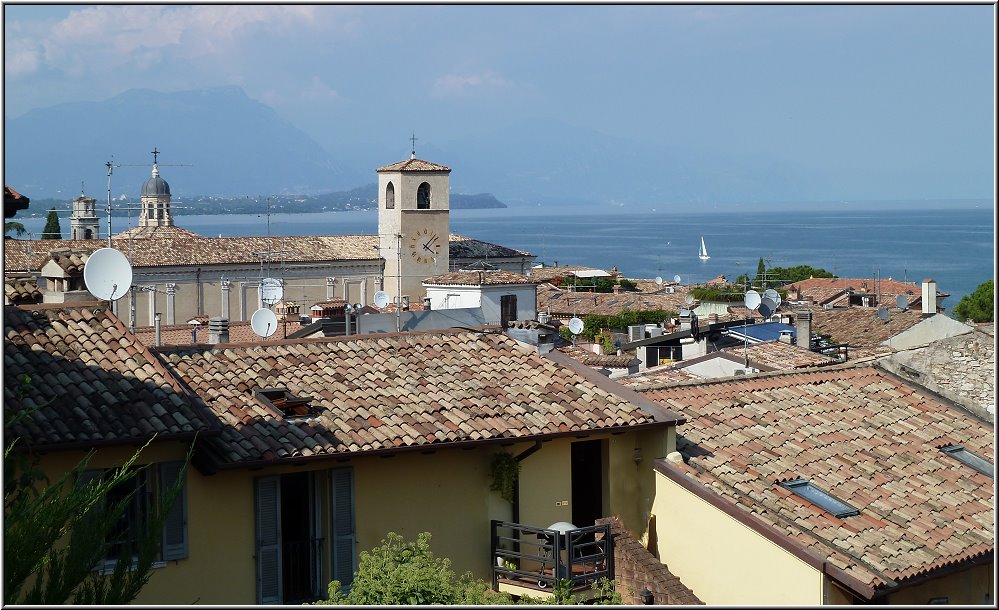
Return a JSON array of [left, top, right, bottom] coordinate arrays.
[[70, 188, 99, 240], [139, 148, 173, 227], [377, 139, 451, 304]]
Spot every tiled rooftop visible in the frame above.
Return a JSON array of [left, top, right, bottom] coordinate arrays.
[[113, 225, 204, 240], [719, 340, 839, 370], [787, 277, 948, 307], [4, 275, 42, 304], [131, 319, 263, 346], [156, 330, 683, 468], [527, 265, 605, 283], [537, 284, 688, 317], [42, 249, 90, 274], [424, 270, 534, 286], [556, 343, 637, 369], [808, 305, 924, 357], [3, 304, 215, 449], [619, 366, 701, 388], [376, 158, 451, 172], [5, 234, 530, 272], [640, 364, 994, 598]]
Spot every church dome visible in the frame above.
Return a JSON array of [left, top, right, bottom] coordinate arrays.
[[142, 166, 171, 196]]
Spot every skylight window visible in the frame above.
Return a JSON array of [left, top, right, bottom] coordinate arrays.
[[940, 445, 994, 477], [779, 479, 859, 518]]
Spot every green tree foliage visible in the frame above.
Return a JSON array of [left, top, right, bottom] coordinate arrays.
[[315, 532, 513, 605], [767, 265, 836, 284], [5, 221, 27, 238], [570, 309, 674, 341], [953, 280, 994, 323], [41, 208, 62, 240], [562, 276, 623, 293], [488, 452, 520, 503], [689, 287, 745, 303], [756, 257, 766, 279], [4, 375, 190, 604]]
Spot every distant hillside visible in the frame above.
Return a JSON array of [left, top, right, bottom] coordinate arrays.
[[18, 185, 505, 217], [3, 86, 348, 198]]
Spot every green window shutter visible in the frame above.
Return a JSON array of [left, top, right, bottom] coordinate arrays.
[[255, 476, 282, 604], [159, 461, 188, 560], [330, 468, 355, 588]]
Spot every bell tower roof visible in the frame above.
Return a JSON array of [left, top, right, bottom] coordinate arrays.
[[376, 158, 451, 173]]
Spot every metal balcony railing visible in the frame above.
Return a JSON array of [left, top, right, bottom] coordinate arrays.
[[490, 520, 613, 593]]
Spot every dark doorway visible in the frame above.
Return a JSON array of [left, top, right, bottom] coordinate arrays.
[[281, 472, 316, 603], [500, 294, 517, 328], [571, 440, 604, 527]]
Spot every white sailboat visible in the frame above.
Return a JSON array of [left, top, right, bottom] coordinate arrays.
[[698, 236, 710, 261]]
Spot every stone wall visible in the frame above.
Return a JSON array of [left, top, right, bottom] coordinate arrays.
[[882, 328, 995, 421], [595, 516, 701, 605]]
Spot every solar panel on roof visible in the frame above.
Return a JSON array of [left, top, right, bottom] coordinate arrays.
[[780, 479, 859, 518], [941, 445, 994, 477]]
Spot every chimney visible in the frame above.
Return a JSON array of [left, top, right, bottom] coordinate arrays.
[[795, 310, 812, 349], [423, 296, 431, 310], [613, 284, 622, 294], [154, 313, 162, 347], [208, 317, 230, 344], [779, 329, 793, 344], [679, 310, 692, 331], [921, 279, 937, 316]]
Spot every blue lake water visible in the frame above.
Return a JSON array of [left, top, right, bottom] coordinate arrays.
[[14, 206, 995, 309]]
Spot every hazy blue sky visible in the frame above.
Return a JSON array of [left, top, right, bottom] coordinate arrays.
[[4, 4, 995, 199]]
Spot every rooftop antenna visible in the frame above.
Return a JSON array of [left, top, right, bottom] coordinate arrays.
[[250, 307, 278, 338], [567, 317, 584, 345], [742, 289, 761, 367], [103, 148, 192, 245]]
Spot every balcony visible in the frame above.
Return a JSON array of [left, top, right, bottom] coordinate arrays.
[[490, 520, 613, 600]]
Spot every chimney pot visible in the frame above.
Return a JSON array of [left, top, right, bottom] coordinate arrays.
[[208, 316, 230, 344]]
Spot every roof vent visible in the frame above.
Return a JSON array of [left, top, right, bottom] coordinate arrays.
[[254, 387, 319, 419]]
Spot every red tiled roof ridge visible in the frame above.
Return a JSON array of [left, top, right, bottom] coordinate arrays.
[[153, 325, 507, 353], [626, 359, 870, 393]]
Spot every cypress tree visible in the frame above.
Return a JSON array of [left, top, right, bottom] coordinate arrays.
[[41, 208, 62, 240]]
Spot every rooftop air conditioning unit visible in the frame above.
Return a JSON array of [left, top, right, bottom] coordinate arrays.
[[734, 367, 759, 376], [538, 312, 551, 324], [628, 325, 645, 342]]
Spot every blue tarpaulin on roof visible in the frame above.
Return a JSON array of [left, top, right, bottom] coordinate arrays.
[[725, 322, 796, 343]]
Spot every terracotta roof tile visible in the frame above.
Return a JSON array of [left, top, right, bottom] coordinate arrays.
[[423, 270, 534, 286], [643, 364, 994, 596], [808, 306, 924, 357], [719, 340, 839, 370], [376, 158, 451, 172], [4, 275, 42, 304], [537, 283, 686, 318], [4, 304, 214, 448], [158, 330, 680, 468], [5, 233, 530, 272]]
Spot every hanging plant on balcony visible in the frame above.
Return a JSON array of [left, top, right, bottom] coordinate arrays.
[[488, 452, 520, 503]]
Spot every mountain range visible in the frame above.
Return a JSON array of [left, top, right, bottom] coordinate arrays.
[[4, 85, 834, 207]]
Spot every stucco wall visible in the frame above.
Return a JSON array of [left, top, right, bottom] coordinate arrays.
[[880, 561, 994, 605], [652, 468, 824, 605], [29, 427, 670, 604]]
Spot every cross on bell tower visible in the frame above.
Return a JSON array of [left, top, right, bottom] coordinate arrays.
[[409, 133, 418, 160]]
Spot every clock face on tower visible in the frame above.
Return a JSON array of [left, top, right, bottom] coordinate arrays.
[[407, 228, 442, 265]]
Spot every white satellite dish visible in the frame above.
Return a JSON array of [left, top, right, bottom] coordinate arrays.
[[250, 307, 278, 338], [764, 289, 781, 309], [373, 290, 390, 308], [673, 274, 681, 284], [259, 278, 283, 305], [83, 247, 133, 301], [684, 294, 695, 305], [895, 294, 908, 310], [567, 317, 584, 335], [744, 290, 761, 311], [655, 276, 663, 286], [877, 306, 890, 322]]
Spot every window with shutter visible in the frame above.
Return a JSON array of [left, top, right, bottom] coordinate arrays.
[[255, 476, 282, 604], [330, 468, 355, 589], [159, 461, 188, 561]]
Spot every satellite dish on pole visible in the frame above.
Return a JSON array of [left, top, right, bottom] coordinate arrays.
[[373, 291, 390, 308], [567, 317, 584, 335], [759, 297, 777, 319], [764, 289, 781, 309], [684, 294, 695, 305], [877, 306, 890, 322], [83, 247, 133, 301], [673, 274, 681, 284], [250, 307, 278, 338], [895, 294, 908, 311], [259, 278, 283, 305], [744, 290, 761, 311], [655, 276, 663, 286]]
